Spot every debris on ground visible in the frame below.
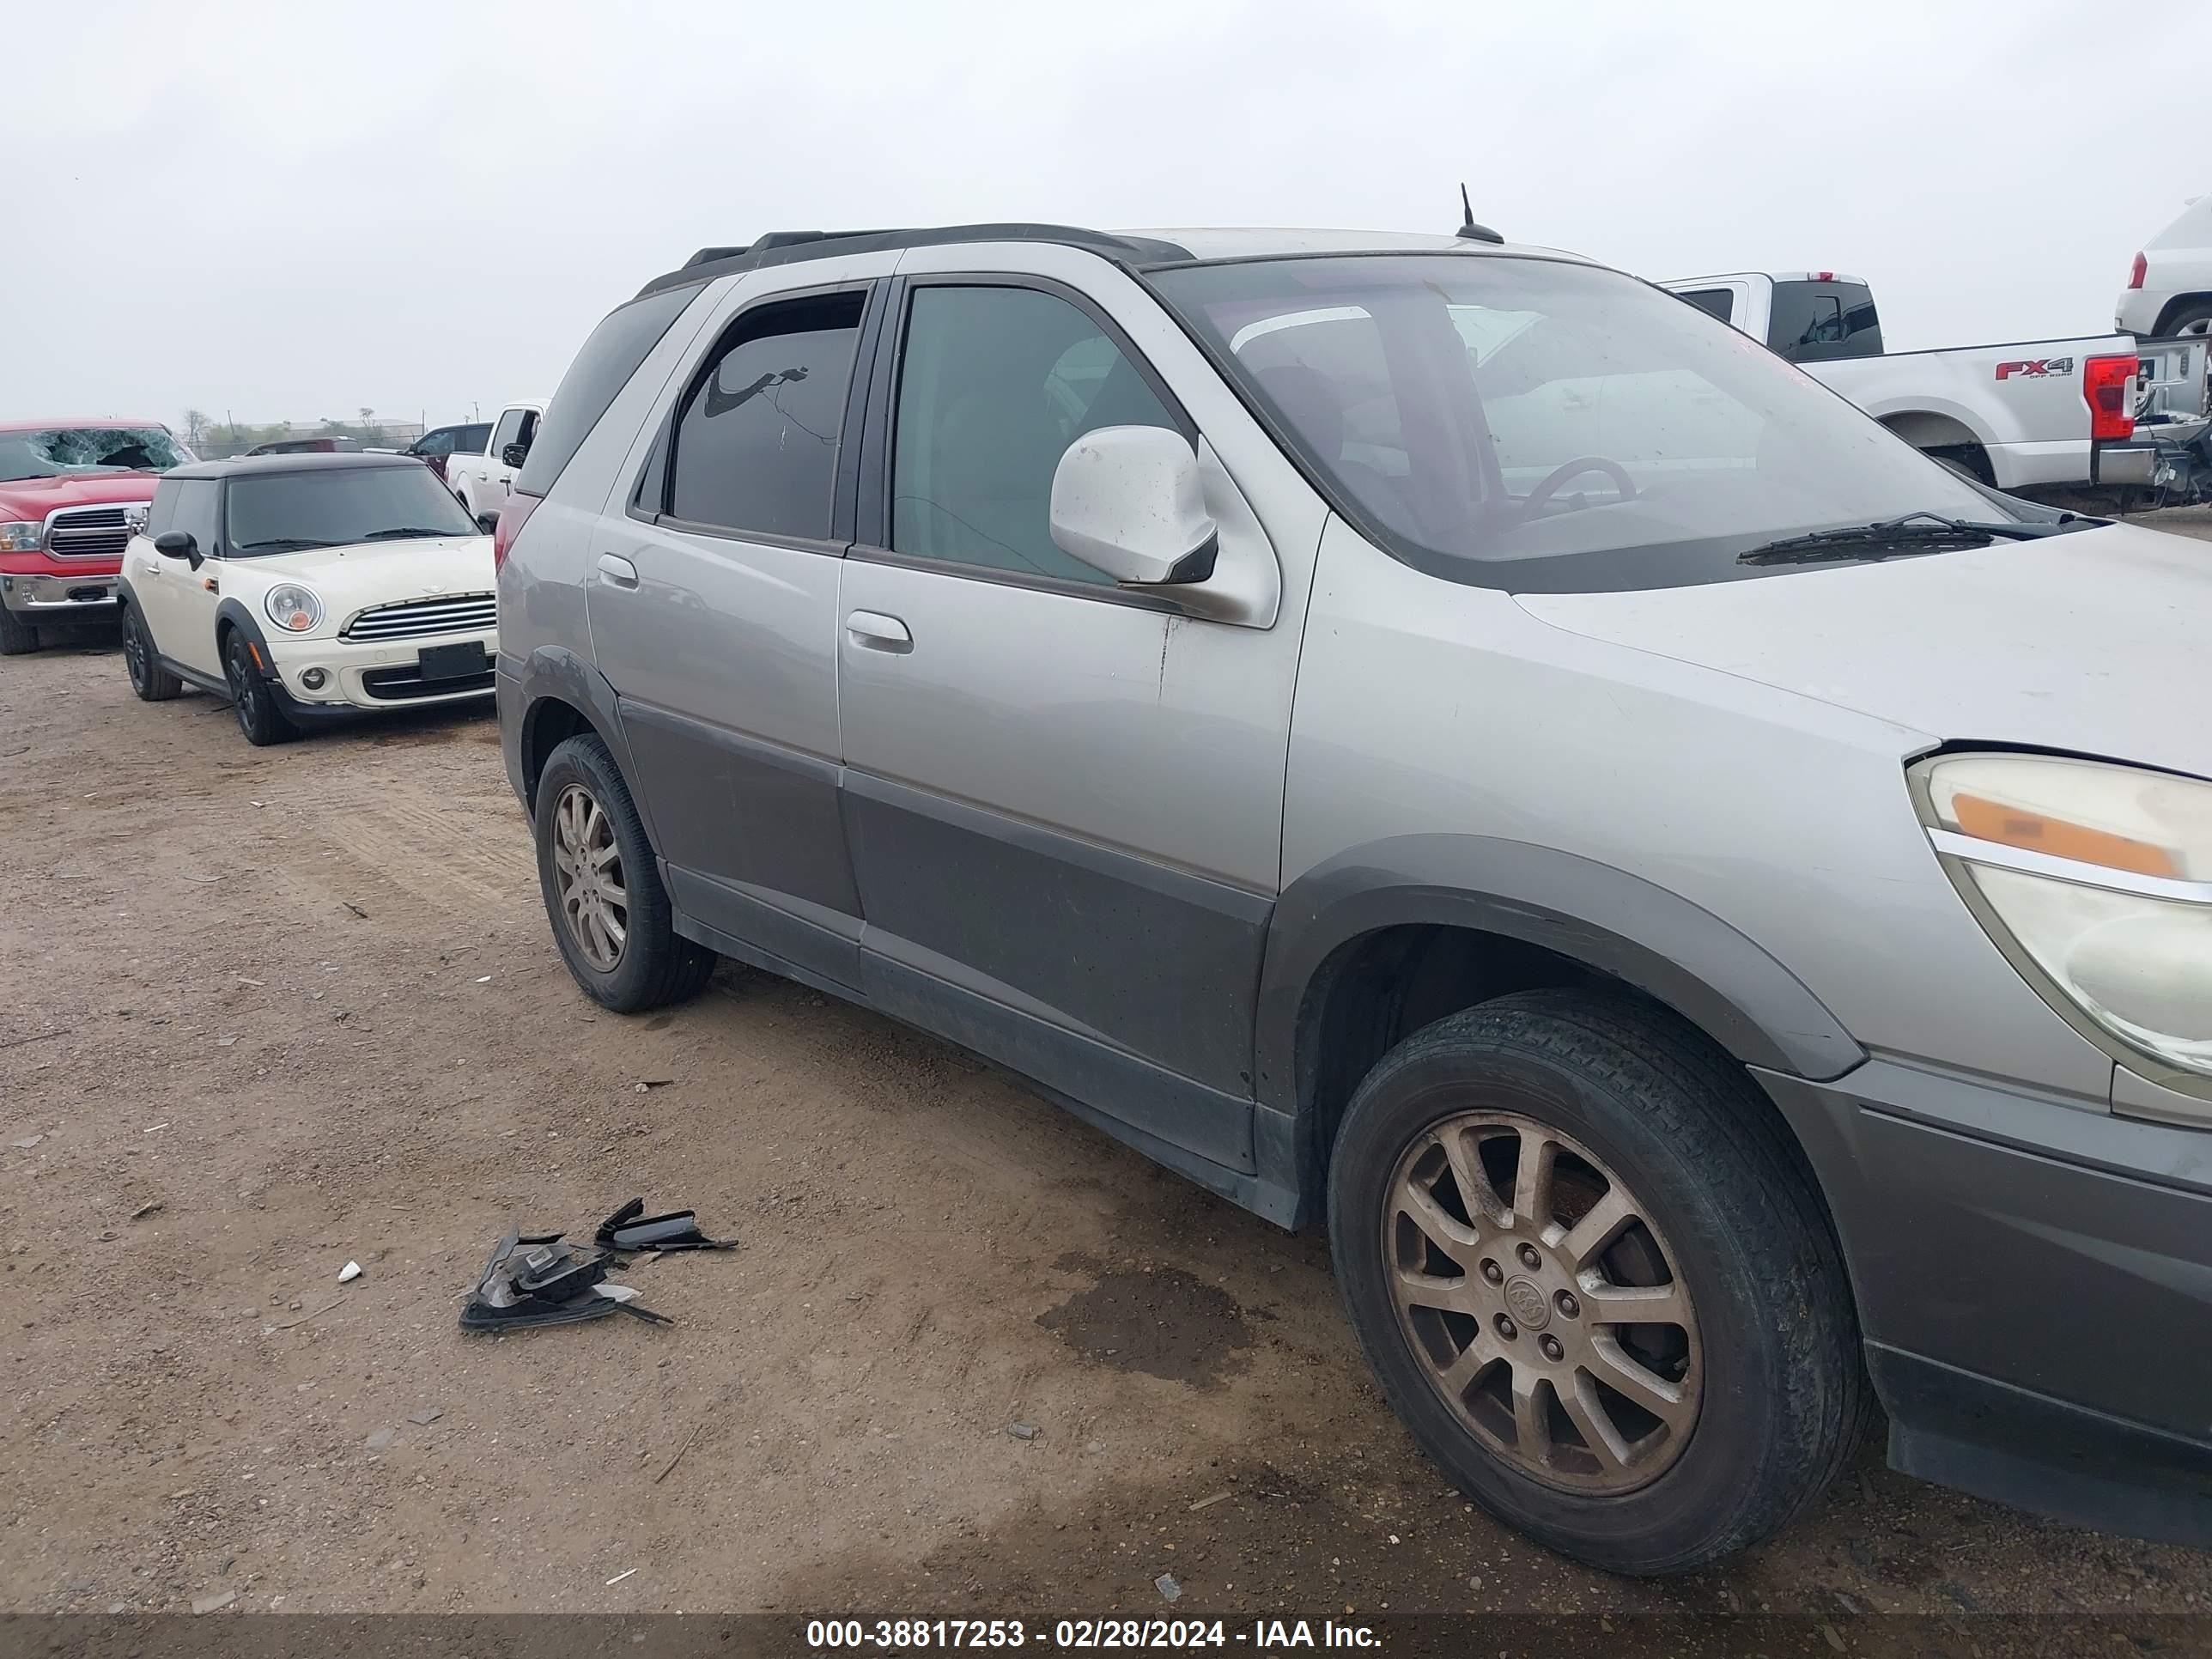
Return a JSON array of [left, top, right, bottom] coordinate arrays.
[[191, 1590, 237, 1614], [406, 1407, 443, 1426], [337, 1261, 362, 1283], [634, 1079, 675, 1092], [1189, 1491, 1231, 1511], [1154, 1573, 1182, 1602], [605, 1568, 638, 1587], [130, 1200, 164, 1222], [459, 1230, 671, 1331], [1006, 1422, 1039, 1442], [595, 1197, 737, 1255]]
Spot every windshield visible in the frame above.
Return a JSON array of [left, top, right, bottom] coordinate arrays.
[[0, 426, 192, 482], [225, 465, 481, 556], [1152, 255, 2004, 592]]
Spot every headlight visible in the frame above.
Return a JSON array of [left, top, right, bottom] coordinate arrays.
[[1914, 752, 2212, 1085], [0, 521, 40, 552], [264, 584, 324, 634]]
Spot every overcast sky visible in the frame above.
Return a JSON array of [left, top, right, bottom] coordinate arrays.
[[8, 0, 2206, 431]]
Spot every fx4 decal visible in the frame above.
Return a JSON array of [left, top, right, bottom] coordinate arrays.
[[1995, 357, 2075, 380]]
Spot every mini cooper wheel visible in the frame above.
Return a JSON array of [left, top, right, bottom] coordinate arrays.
[[123, 605, 181, 701], [223, 632, 298, 746], [1328, 988, 1865, 1576], [534, 732, 715, 1012]]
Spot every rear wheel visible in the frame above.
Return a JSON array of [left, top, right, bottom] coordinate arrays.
[[123, 605, 182, 700], [534, 732, 715, 1012], [1328, 988, 1864, 1575], [2158, 299, 2212, 338], [223, 631, 298, 746], [0, 605, 40, 656]]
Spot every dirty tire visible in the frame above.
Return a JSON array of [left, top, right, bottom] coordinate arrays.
[[223, 631, 298, 747], [1328, 988, 1865, 1576], [0, 605, 41, 656], [123, 604, 182, 701], [534, 732, 715, 1012]]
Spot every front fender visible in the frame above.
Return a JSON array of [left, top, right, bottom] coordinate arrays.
[[1255, 833, 1865, 1119]]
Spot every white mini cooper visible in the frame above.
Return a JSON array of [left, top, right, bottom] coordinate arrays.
[[118, 453, 497, 745]]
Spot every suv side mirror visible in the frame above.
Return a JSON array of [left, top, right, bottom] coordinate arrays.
[[1048, 426, 1218, 586], [154, 532, 198, 564], [501, 441, 530, 470]]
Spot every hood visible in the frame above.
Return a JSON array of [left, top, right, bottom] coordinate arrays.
[[0, 473, 161, 519], [1515, 520, 2210, 781], [245, 536, 495, 629]]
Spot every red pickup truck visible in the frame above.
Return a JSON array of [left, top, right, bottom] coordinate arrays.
[[0, 421, 194, 654]]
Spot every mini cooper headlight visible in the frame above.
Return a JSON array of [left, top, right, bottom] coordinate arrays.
[[1913, 752, 2212, 1085], [264, 584, 324, 634]]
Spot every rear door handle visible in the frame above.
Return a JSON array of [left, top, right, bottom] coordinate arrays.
[[846, 610, 912, 653], [596, 553, 639, 587]]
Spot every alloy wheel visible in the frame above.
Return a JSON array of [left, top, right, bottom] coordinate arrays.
[[226, 642, 262, 741], [124, 614, 150, 692], [551, 782, 629, 971], [1385, 1110, 1702, 1492]]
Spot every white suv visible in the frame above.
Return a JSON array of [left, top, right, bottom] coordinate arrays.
[[119, 453, 496, 745], [2118, 192, 2212, 337]]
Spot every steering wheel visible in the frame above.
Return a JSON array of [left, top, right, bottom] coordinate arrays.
[[1518, 456, 1638, 520]]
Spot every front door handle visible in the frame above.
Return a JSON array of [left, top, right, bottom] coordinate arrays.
[[846, 610, 912, 653], [596, 553, 639, 588]]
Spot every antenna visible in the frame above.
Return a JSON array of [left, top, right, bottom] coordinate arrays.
[[1455, 182, 1504, 246]]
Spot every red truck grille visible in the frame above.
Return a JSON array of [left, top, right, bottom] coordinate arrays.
[[45, 506, 132, 558]]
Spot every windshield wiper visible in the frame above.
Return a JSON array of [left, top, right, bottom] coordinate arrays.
[[362, 527, 469, 540], [1738, 511, 2088, 566], [236, 538, 338, 552]]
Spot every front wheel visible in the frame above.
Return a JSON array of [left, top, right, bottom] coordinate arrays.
[[0, 605, 40, 656], [534, 732, 715, 1012], [123, 605, 182, 701], [223, 632, 298, 746], [1328, 988, 1864, 1575]]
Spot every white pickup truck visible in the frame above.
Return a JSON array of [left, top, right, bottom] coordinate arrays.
[[446, 399, 544, 530], [1663, 270, 2209, 500]]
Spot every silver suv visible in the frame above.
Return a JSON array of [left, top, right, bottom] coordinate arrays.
[[496, 224, 2212, 1573]]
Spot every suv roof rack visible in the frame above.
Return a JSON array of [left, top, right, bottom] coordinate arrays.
[[636, 223, 1195, 299]]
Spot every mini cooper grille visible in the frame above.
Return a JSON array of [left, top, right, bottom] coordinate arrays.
[[46, 506, 132, 558], [340, 593, 497, 642]]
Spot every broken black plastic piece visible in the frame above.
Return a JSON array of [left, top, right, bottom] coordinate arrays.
[[459, 1228, 673, 1332], [596, 1197, 738, 1254]]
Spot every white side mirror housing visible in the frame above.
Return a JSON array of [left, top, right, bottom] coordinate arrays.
[[1048, 425, 1218, 586]]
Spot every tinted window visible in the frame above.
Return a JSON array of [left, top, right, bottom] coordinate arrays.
[[662, 291, 863, 541], [453, 423, 490, 454], [891, 285, 1180, 584], [515, 283, 702, 497], [143, 479, 178, 539], [1677, 288, 1735, 323], [169, 479, 222, 553], [412, 428, 459, 459], [489, 409, 525, 453], [224, 465, 479, 556], [1766, 281, 1881, 362]]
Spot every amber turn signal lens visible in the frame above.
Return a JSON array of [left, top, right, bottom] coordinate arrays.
[[1951, 792, 2179, 878]]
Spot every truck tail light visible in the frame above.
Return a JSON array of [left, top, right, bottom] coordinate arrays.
[[2128, 251, 2148, 290], [2082, 355, 2137, 442], [492, 493, 540, 573]]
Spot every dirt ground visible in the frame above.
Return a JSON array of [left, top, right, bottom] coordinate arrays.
[[5, 508, 2212, 1627]]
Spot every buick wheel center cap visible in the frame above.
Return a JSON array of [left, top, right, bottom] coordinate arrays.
[[1504, 1277, 1551, 1331]]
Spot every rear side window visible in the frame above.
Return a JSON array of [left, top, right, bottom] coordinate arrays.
[[1676, 288, 1735, 323], [454, 423, 490, 454], [514, 283, 702, 497], [1766, 282, 1881, 362], [659, 290, 864, 542]]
